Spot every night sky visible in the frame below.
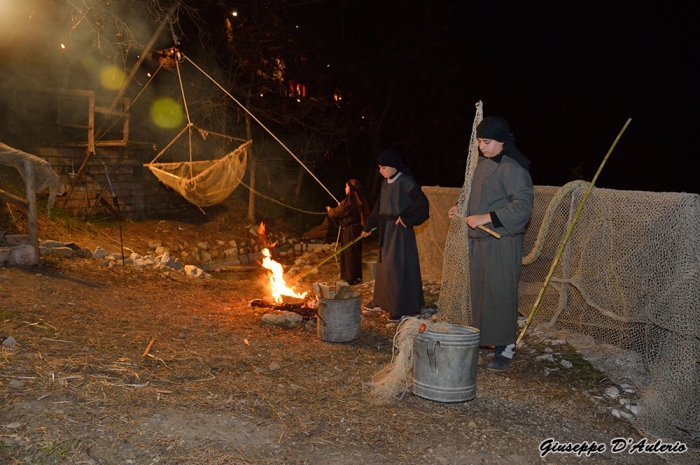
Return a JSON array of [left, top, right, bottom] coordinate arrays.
[[0, 1, 698, 198], [342, 1, 699, 194]]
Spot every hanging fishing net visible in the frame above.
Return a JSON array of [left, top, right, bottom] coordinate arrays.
[[146, 127, 251, 208]]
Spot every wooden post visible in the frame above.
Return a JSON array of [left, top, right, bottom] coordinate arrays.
[[24, 160, 40, 265], [107, 2, 180, 114]]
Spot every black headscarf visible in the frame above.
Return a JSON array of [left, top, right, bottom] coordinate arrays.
[[377, 149, 414, 178], [477, 116, 531, 172]]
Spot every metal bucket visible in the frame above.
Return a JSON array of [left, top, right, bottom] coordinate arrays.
[[317, 295, 361, 343], [412, 324, 480, 403]]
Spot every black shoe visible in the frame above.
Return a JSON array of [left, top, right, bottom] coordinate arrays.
[[487, 354, 513, 371], [349, 279, 362, 286]]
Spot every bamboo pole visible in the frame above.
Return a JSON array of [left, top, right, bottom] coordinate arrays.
[[516, 118, 632, 345], [293, 228, 376, 281]]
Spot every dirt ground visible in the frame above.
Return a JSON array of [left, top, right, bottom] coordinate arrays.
[[0, 206, 675, 464]]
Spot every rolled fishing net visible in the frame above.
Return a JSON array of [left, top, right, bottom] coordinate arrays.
[[367, 318, 451, 404]]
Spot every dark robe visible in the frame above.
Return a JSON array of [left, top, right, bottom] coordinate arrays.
[[364, 173, 430, 318], [327, 198, 364, 283], [467, 153, 533, 346]]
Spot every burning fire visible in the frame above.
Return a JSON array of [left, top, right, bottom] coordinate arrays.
[[258, 222, 306, 302], [261, 249, 307, 302]]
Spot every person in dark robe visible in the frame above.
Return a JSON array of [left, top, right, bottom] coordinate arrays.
[[326, 179, 371, 285], [362, 149, 430, 321], [449, 116, 534, 371]]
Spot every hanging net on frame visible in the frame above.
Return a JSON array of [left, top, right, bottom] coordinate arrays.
[[146, 126, 251, 208], [144, 56, 251, 208]]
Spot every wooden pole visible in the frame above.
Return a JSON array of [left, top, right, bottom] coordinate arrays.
[[293, 228, 376, 281], [24, 160, 40, 265], [107, 2, 180, 114], [0, 188, 29, 210], [516, 118, 632, 345]]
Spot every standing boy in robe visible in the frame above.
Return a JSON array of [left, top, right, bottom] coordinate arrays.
[[449, 116, 533, 371], [362, 150, 430, 321]]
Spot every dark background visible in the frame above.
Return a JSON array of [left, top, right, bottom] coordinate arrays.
[[339, 0, 699, 194], [1, 0, 698, 211]]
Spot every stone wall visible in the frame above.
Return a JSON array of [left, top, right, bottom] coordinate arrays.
[[38, 146, 199, 219]]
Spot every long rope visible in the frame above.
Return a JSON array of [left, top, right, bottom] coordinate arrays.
[[181, 53, 339, 204], [516, 118, 632, 344], [234, 175, 326, 215], [95, 62, 165, 144], [175, 58, 194, 179]]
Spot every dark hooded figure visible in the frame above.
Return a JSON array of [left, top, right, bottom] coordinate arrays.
[[362, 149, 430, 321], [326, 179, 371, 285], [449, 116, 534, 371]]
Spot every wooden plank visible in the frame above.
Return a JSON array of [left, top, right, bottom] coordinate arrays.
[[334, 285, 350, 300], [317, 284, 331, 299], [0, 189, 28, 210], [88, 151, 128, 217], [94, 106, 131, 118]]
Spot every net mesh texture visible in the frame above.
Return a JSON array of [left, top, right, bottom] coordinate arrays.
[[147, 139, 251, 208], [0, 142, 64, 211], [417, 182, 700, 465]]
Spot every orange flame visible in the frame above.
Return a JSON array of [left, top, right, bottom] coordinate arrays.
[[258, 221, 276, 249], [261, 248, 307, 302]]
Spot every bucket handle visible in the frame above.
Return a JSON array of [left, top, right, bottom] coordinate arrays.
[[427, 340, 441, 375]]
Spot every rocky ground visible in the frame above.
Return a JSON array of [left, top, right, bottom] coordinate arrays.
[[0, 197, 680, 465]]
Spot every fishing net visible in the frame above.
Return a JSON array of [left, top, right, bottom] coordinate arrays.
[[422, 101, 483, 324], [367, 318, 451, 404], [0, 142, 64, 211], [416, 183, 700, 465], [146, 136, 251, 208]]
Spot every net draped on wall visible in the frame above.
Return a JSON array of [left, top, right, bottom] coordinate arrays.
[[0, 142, 64, 212], [417, 183, 700, 465]]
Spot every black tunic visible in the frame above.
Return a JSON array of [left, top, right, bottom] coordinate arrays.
[[365, 173, 430, 318], [328, 198, 364, 283]]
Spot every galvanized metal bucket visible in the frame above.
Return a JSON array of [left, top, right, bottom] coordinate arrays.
[[412, 324, 480, 403], [317, 295, 361, 343]]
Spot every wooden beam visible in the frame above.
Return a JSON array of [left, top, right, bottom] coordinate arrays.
[[107, 2, 180, 114], [24, 160, 40, 265], [88, 151, 128, 217], [0, 188, 28, 210]]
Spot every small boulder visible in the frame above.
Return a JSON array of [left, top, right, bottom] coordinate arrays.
[[184, 265, 210, 278], [93, 246, 109, 259], [9, 245, 37, 266], [261, 311, 303, 329]]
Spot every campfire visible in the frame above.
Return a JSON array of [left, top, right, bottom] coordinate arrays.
[[257, 222, 308, 304], [261, 248, 307, 303]]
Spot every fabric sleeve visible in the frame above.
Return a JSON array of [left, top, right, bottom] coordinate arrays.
[[327, 198, 354, 219], [399, 178, 430, 227], [493, 164, 534, 235]]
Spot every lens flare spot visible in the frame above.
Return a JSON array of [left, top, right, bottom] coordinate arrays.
[[99, 65, 125, 90], [150, 98, 184, 129]]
